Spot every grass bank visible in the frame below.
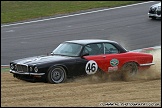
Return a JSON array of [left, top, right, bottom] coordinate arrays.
[[1, 1, 142, 24], [1, 67, 10, 73]]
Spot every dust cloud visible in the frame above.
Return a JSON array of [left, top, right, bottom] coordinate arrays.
[[134, 49, 161, 80], [71, 49, 161, 83]]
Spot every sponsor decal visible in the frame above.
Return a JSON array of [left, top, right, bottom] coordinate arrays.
[[85, 60, 98, 75], [110, 59, 119, 67], [108, 66, 118, 72]]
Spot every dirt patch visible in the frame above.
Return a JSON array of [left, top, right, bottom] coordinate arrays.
[[1, 49, 161, 107]]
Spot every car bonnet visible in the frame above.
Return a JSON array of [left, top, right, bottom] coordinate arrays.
[[11, 55, 73, 65]]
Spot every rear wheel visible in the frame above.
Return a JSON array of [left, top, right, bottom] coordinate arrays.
[[47, 66, 67, 84], [121, 62, 138, 81]]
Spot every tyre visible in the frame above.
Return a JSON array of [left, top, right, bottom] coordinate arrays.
[[47, 66, 67, 84], [121, 62, 138, 81]]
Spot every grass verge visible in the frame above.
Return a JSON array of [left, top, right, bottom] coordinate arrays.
[[1, 67, 10, 73], [1, 1, 143, 24]]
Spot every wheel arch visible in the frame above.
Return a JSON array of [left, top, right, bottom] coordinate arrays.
[[121, 61, 139, 68]]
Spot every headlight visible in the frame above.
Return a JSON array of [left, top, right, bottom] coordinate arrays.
[[150, 7, 157, 11], [10, 63, 14, 70], [34, 67, 38, 72], [29, 67, 33, 72]]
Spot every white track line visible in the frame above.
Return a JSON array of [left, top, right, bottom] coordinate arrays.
[[1, 65, 10, 67], [1, 1, 155, 27]]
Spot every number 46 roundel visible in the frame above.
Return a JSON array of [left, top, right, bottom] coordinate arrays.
[[85, 60, 98, 75]]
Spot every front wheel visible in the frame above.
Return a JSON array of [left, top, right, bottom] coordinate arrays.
[[121, 62, 138, 81], [47, 66, 67, 84]]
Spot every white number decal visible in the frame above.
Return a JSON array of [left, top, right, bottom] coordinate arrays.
[[85, 60, 98, 75]]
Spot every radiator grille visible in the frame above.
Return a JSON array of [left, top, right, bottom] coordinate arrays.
[[16, 64, 28, 72]]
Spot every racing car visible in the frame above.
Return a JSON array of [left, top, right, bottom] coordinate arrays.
[[10, 39, 155, 84], [148, 2, 161, 19]]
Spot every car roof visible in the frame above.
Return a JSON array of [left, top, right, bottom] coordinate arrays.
[[65, 39, 117, 45]]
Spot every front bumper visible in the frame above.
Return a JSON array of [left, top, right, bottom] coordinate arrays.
[[10, 70, 45, 76], [148, 13, 161, 18]]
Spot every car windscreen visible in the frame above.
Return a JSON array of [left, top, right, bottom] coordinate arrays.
[[52, 42, 83, 56]]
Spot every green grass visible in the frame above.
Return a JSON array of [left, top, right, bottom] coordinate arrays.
[[1, 1, 143, 24], [1, 67, 10, 73]]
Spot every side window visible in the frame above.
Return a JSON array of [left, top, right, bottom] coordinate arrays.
[[82, 43, 104, 55], [104, 43, 119, 54]]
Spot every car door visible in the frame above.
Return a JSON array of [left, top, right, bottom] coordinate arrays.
[[102, 43, 124, 73], [83, 43, 108, 74]]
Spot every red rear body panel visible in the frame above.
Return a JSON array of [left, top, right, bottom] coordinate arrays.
[[83, 51, 153, 73]]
